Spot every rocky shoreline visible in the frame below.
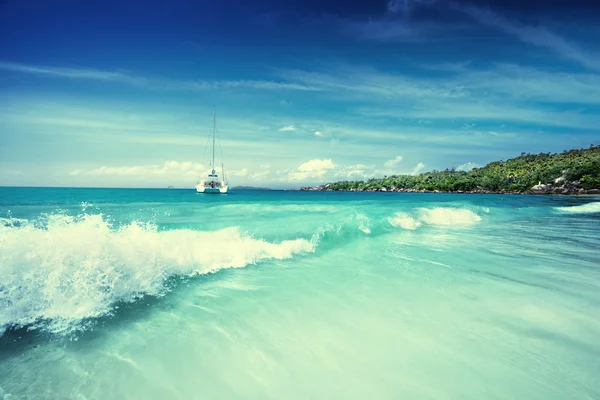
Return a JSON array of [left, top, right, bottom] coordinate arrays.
[[300, 181, 600, 195]]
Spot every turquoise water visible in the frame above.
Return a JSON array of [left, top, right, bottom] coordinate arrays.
[[1, 187, 600, 399]]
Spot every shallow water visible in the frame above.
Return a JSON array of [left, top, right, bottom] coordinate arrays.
[[1, 188, 599, 399]]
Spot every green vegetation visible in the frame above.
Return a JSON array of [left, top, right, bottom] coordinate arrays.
[[324, 145, 600, 193]]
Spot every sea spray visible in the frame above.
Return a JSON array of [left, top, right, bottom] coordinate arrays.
[[388, 212, 422, 230], [389, 207, 482, 230], [0, 213, 314, 336], [555, 202, 600, 214]]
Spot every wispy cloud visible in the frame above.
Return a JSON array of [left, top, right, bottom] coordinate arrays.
[[278, 67, 467, 99], [0, 61, 148, 85], [377, 1, 600, 72], [0, 61, 321, 92], [337, 0, 442, 42], [340, 18, 438, 43], [250, 165, 272, 181], [387, 0, 438, 16], [228, 168, 249, 177], [455, 63, 600, 104], [314, 131, 323, 136], [192, 80, 320, 91], [459, 6, 600, 72], [280, 62, 600, 110]]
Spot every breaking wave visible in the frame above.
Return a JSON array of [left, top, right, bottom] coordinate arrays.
[[0, 206, 487, 336], [308, 212, 374, 250], [389, 207, 482, 230], [555, 202, 600, 214], [0, 213, 314, 336], [388, 212, 422, 230]]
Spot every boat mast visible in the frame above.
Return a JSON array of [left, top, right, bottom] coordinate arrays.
[[212, 106, 216, 174]]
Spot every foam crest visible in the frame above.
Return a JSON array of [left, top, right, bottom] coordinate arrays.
[[389, 207, 482, 230], [355, 213, 372, 234], [388, 212, 422, 230], [418, 207, 482, 226], [0, 213, 314, 336], [555, 202, 600, 214]]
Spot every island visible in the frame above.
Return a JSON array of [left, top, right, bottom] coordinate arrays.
[[300, 146, 600, 195]]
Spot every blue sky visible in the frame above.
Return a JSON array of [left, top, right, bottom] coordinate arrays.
[[1, 0, 599, 188]]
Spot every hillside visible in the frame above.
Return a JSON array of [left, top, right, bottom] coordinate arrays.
[[302, 145, 600, 194]]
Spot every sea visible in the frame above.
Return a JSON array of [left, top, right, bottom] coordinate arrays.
[[1, 187, 600, 399]]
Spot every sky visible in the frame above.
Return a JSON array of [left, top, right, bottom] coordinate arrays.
[[1, 0, 599, 188]]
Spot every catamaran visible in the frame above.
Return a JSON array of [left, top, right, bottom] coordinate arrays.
[[196, 108, 229, 194]]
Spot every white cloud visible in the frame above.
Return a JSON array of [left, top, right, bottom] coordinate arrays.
[[411, 162, 426, 175], [383, 155, 404, 168], [288, 159, 336, 181], [298, 159, 336, 172], [314, 131, 323, 136], [335, 164, 377, 179], [70, 161, 205, 177], [456, 162, 482, 172], [279, 124, 296, 132]]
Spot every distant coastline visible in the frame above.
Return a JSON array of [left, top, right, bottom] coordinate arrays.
[[231, 186, 272, 191], [300, 146, 600, 195]]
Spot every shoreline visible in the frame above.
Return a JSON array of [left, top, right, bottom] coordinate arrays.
[[299, 186, 600, 195]]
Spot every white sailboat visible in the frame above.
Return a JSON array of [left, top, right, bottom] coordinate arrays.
[[196, 107, 229, 194]]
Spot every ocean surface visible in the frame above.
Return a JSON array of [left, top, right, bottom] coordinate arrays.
[[1, 187, 600, 399]]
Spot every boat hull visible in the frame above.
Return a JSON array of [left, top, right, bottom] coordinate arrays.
[[196, 184, 228, 194]]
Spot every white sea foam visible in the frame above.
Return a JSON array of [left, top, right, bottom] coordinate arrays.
[[389, 208, 481, 230], [388, 212, 422, 230], [355, 213, 372, 234], [555, 202, 600, 214], [417, 207, 482, 226], [0, 214, 314, 336]]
